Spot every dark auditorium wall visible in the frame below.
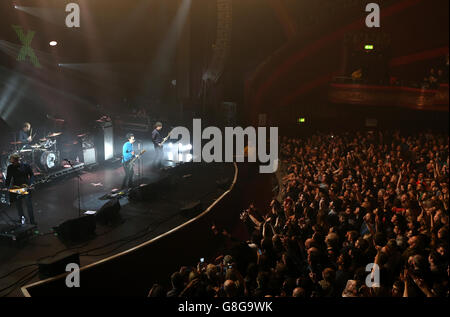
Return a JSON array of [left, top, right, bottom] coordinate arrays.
[[240, 0, 449, 125], [385, 0, 449, 80], [0, 0, 190, 129]]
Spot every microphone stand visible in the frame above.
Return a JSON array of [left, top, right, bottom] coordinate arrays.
[[136, 142, 142, 184], [13, 132, 18, 152], [138, 142, 144, 183], [65, 159, 82, 218]]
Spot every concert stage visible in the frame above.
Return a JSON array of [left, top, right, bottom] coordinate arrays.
[[0, 150, 234, 296]]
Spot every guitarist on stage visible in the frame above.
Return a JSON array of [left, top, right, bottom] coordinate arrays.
[[4, 154, 36, 225], [121, 133, 136, 189], [152, 122, 165, 169]]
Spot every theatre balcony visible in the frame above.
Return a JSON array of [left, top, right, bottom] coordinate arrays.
[[329, 80, 449, 112]]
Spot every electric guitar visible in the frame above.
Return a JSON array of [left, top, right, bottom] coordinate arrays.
[[158, 129, 174, 147], [1, 185, 34, 195], [129, 149, 146, 166]]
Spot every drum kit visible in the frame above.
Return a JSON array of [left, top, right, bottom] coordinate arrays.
[[4, 132, 63, 173]]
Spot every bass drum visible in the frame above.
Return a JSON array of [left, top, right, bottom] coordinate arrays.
[[39, 151, 58, 170]]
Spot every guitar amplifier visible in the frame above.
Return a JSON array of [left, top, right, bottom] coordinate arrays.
[[94, 121, 114, 162], [83, 148, 97, 166]]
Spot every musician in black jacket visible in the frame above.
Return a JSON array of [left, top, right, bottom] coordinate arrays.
[[4, 154, 36, 225], [152, 122, 164, 169]]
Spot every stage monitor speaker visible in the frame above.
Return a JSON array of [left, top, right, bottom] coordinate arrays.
[[128, 186, 143, 202], [180, 201, 202, 218], [55, 215, 96, 243], [128, 175, 172, 202], [38, 252, 80, 279], [96, 199, 121, 225], [128, 183, 158, 202]]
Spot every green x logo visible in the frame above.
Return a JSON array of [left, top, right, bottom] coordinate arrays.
[[12, 25, 41, 68]]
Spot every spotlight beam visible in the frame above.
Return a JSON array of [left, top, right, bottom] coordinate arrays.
[[14, 6, 66, 26], [144, 0, 192, 93]]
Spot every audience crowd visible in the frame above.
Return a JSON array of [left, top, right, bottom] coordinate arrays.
[[149, 130, 449, 297], [422, 66, 449, 89]]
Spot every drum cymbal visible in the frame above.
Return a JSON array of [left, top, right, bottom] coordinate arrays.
[[31, 144, 42, 149], [10, 141, 23, 145], [40, 138, 48, 142], [47, 132, 62, 138]]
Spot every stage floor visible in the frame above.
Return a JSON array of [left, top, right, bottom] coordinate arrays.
[[0, 152, 234, 296]]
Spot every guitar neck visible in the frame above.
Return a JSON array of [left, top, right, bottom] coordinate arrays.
[[160, 130, 173, 145], [131, 150, 146, 163]]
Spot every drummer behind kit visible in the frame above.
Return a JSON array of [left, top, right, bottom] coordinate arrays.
[[3, 132, 63, 176]]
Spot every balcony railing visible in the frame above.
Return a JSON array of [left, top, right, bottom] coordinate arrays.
[[329, 81, 449, 111]]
